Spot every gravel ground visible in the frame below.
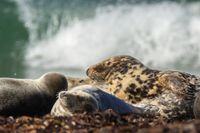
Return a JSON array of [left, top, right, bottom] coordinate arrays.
[[0, 110, 199, 133]]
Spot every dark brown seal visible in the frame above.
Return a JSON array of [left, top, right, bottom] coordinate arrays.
[[0, 72, 67, 116]]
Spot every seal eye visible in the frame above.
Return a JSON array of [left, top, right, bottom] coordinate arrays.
[[105, 61, 111, 66], [79, 80, 84, 83]]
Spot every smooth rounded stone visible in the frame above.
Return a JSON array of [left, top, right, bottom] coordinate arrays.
[[51, 85, 143, 116], [0, 72, 67, 116]]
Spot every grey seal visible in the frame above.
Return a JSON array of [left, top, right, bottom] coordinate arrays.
[[0, 72, 67, 116], [51, 85, 142, 116]]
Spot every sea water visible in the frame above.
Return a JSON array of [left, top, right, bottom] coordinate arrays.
[[1, 0, 200, 78]]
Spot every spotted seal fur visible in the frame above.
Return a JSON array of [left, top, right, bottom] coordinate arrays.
[[66, 77, 106, 90], [0, 72, 67, 116], [193, 91, 200, 118], [66, 77, 92, 89], [51, 85, 142, 116], [87, 55, 200, 120]]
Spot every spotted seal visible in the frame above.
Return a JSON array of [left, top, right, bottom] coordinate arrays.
[[51, 85, 142, 116], [0, 72, 67, 116], [66, 76, 107, 91], [193, 91, 200, 118], [66, 77, 96, 89], [87, 55, 200, 120]]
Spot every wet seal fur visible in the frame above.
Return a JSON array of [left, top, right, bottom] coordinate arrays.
[[0, 72, 67, 116], [87, 55, 200, 120], [51, 85, 142, 116]]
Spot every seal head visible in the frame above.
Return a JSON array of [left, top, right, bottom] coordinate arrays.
[[51, 86, 99, 116], [87, 55, 144, 82], [39, 72, 68, 96]]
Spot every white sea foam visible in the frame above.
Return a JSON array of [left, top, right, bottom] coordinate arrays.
[[14, 1, 200, 77]]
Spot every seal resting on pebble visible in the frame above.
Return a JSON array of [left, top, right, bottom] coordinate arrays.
[[0, 72, 67, 116], [51, 85, 142, 116], [87, 55, 200, 120]]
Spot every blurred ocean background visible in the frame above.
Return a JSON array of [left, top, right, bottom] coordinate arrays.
[[1, 0, 200, 78]]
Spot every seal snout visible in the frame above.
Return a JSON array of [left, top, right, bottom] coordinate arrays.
[[59, 91, 69, 99]]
